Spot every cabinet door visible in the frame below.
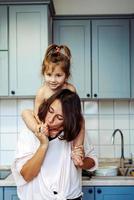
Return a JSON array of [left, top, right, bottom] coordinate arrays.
[[82, 186, 94, 200], [54, 20, 91, 98], [4, 187, 19, 200], [0, 6, 8, 50], [131, 19, 134, 98], [0, 187, 3, 200], [0, 51, 8, 96], [92, 19, 130, 98], [9, 5, 49, 96], [95, 186, 134, 200]]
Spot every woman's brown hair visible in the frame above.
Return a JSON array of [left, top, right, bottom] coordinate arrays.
[[38, 89, 83, 142], [42, 44, 71, 78]]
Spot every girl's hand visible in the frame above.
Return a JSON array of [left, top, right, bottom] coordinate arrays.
[[71, 145, 85, 167]]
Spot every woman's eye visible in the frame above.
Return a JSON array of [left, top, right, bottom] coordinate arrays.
[[57, 115, 63, 121], [48, 107, 54, 113]]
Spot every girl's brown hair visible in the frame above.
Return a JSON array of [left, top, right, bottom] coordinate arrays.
[[38, 89, 83, 142], [42, 44, 71, 78]]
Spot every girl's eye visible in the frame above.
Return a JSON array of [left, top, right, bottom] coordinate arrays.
[[56, 74, 62, 77], [46, 73, 51, 76]]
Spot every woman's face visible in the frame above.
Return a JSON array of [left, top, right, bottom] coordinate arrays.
[[45, 99, 64, 137]]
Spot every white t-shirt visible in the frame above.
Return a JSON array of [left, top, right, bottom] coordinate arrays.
[[12, 128, 98, 200]]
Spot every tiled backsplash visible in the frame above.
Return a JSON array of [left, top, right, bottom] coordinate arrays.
[[0, 98, 134, 165]]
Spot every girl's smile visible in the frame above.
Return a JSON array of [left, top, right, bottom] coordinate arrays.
[[44, 63, 66, 91]]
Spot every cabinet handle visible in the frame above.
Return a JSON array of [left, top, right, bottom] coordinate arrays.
[[11, 90, 15, 95], [97, 189, 102, 194], [87, 93, 90, 97], [88, 189, 93, 194], [94, 93, 97, 98]]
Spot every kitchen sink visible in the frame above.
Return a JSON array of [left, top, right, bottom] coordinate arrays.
[[0, 169, 11, 180]]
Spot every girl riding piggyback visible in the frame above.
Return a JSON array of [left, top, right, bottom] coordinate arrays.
[[22, 44, 85, 167]]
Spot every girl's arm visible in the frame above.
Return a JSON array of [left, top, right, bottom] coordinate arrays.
[[71, 145, 96, 170], [72, 119, 85, 166], [21, 88, 44, 133], [21, 109, 40, 133], [20, 124, 49, 182]]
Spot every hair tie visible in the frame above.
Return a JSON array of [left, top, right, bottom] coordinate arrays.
[[56, 46, 60, 53]]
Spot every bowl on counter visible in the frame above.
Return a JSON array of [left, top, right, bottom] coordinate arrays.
[[95, 166, 118, 177], [0, 169, 11, 180]]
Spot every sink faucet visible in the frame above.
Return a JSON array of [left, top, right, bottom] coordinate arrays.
[[111, 129, 125, 169]]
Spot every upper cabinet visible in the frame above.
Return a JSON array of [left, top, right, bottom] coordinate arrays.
[[9, 5, 50, 96], [0, 52, 8, 96], [131, 19, 134, 98], [92, 19, 130, 98], [54, 19, 130, 99], [0, 6, 8, 50], [0, 1, 54, 97], [54, 20, 91, 98]]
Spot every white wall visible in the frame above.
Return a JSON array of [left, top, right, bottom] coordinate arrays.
[[53, 0, 134, 15]]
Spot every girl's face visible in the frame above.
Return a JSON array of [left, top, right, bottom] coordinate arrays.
[[44, 63, 66, 91], [45, 99, 64, 137]]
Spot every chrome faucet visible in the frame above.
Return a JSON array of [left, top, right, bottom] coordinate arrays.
[[111, 129, 125, 169]]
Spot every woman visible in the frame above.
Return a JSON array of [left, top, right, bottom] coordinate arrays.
[[12, 89, 98, 200]]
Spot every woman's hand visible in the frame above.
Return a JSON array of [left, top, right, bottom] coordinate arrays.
[[35, 123, 49, 146], [71, 145, 85, 167]]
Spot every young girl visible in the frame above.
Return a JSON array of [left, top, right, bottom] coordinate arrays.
[[22, 44, 85, 166]]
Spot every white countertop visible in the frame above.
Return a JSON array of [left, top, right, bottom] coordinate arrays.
[[1, 174, 134, 187], [82, 176, 134, 186]]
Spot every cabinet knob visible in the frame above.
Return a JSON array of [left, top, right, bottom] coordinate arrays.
[[94, 93, 97, 98], [11, 90, 15, 95], [97, 189, 102, 194], [87, 93, 90, 97], [88, 189, 93, 194]]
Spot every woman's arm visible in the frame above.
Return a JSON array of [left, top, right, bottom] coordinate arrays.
[[20, 127, 49, 182], [20, 143, 48, 182], [81, 157, 95, 170]]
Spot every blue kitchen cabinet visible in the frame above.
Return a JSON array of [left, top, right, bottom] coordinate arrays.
[[95, 186, 134, 200], [82, 186, 94, 200], [131, 19, 134, 98], [0, 6, 8, 50], [9, 5, 51, 96], [54, 19, 130, 99], [0, 52, 8, 96], [0, 187, 3, 200], [4, 187, 19, 200], [92, 19, 130, 98], [54, 20, 91, 98], [82, 186, 134, 200]]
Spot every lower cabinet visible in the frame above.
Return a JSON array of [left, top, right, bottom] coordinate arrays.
[[82, 186, 134, 200], [0, 187, 19, 200], [0, 187, 4, 199], [82, 186, 95, 200]]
